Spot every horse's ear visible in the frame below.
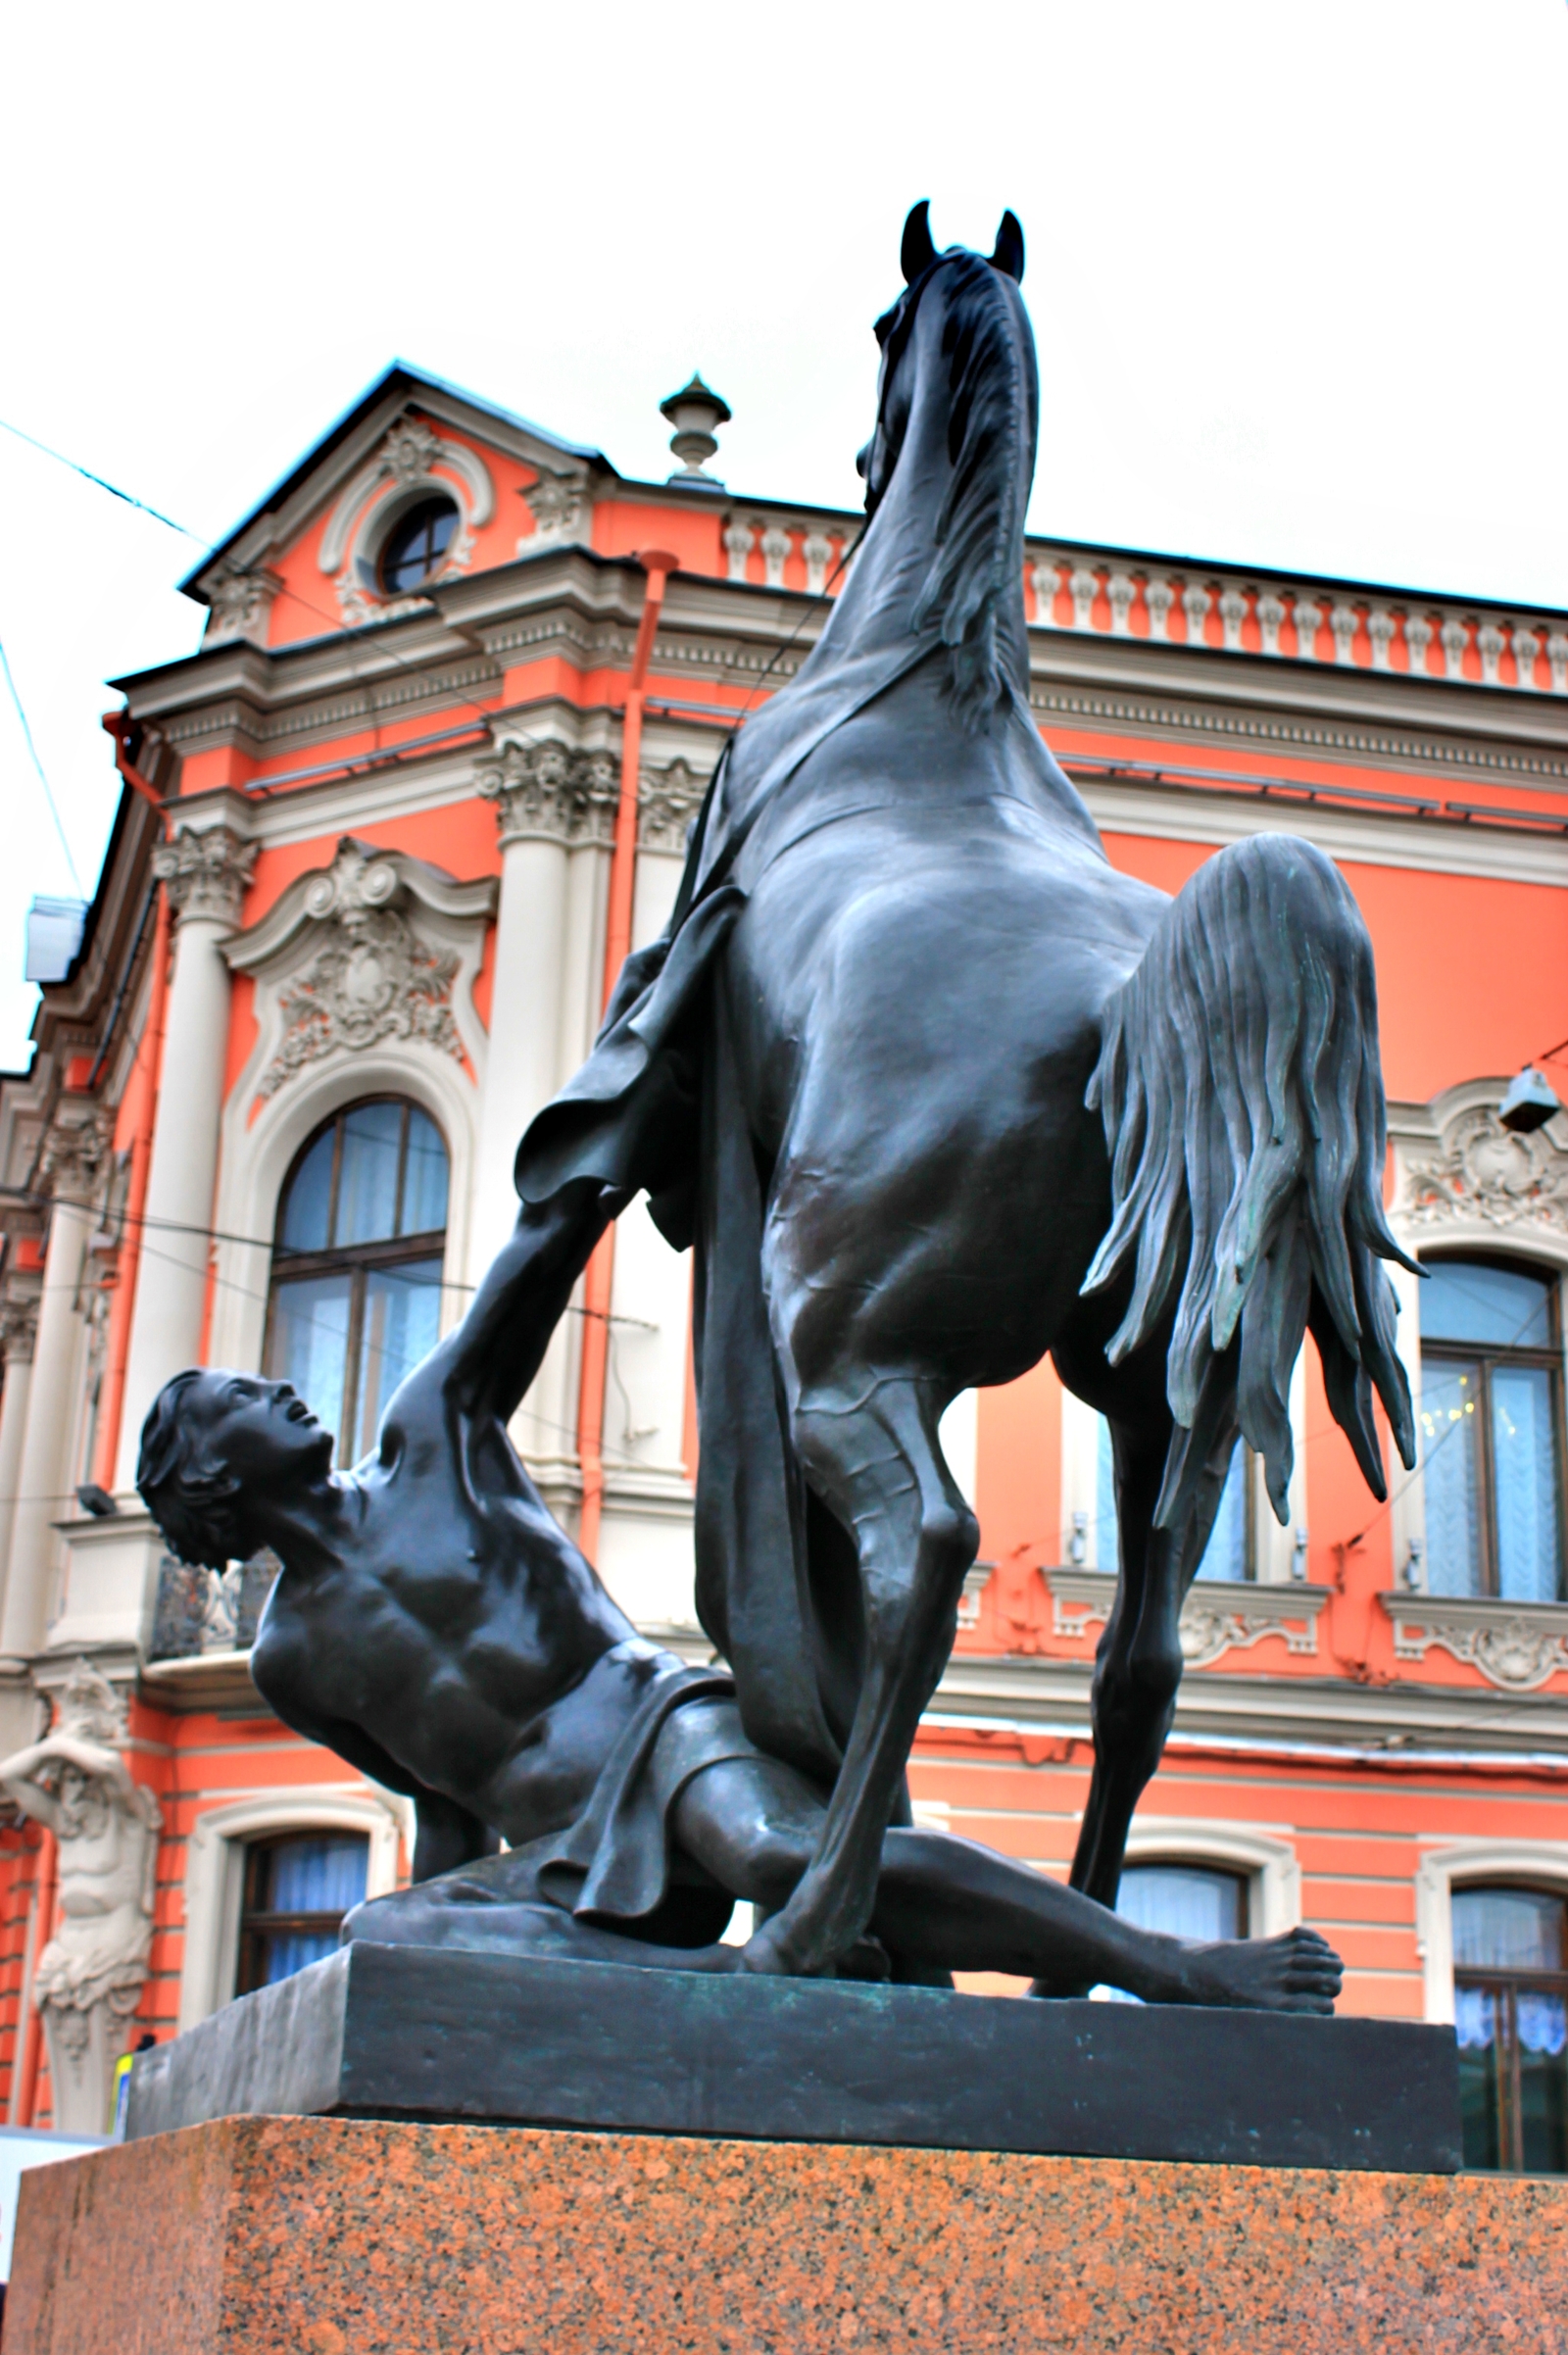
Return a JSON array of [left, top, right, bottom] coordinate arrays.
[[901, 200, 936, 284], [990, 210, 1025, 282]]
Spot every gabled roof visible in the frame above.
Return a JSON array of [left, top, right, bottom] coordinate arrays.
[[179, 361, 612, 604]]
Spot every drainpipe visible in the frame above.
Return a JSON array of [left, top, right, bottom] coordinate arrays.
[[576, 552, 677, 1565], [93, 715, 170, 1493]]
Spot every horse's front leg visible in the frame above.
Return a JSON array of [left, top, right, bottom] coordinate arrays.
[[741, 1375, 977, 1978]]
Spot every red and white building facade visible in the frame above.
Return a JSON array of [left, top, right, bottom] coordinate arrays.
[[1, 362, 1566, 2167]]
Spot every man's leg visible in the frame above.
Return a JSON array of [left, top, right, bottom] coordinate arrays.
[[672, 1759, 1343, 2013]]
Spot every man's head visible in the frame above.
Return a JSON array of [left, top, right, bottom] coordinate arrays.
[[137, 1370, 333, 1570]]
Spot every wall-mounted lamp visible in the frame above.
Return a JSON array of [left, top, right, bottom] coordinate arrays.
[[1498, 1067, 1560, 1135]]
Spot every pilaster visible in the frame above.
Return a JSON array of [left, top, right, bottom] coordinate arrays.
[[115, 826, 255, 1489]]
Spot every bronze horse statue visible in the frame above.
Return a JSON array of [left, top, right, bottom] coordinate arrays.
[[522, 205, 1420, 1981]]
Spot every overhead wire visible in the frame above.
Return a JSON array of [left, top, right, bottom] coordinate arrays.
[[0, 634, 84, 896]]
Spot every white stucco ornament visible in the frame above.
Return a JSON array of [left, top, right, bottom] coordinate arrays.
[[0, 1662, 162, 2134]]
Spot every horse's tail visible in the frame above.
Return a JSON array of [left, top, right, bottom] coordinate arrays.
[[1081, 833, 1418, 1531]]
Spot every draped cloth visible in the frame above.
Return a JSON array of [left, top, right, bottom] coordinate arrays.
[[510, 636, 940, 1797]]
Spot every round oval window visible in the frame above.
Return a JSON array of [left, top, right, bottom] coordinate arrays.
[[378, 495, 459, 595]]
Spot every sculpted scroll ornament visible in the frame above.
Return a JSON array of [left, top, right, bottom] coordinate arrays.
[[0, 1662, 162, 2134], [1384, 1595, 1568, 1691], [1403, 1105, 1568, 1237], [520, 468, 592, 545], [256, 842, 462, 1100]]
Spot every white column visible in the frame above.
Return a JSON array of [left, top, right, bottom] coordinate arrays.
[[0, 1300, 39, 1625], [114, 827, 253, 1491], [2, 1117, 105, 1659], [472, 739, 616, 1496]]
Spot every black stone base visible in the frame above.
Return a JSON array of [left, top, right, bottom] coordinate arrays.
[[127, 1944, 1461, 2174]]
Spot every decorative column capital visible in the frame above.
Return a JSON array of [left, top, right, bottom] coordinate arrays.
[[38, 1109, 112, 1204], [475, 738, 617, 850], [153, 824, 257, 930], [638, 759, 707, 856], [0, 1295, 39, 1365]]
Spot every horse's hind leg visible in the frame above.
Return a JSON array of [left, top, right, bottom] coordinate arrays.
[[1064, 1379, 1237, 1917], [742, 1372, 977, 1978]]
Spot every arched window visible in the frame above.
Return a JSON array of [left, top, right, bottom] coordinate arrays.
[[234, 1832, 369, 1994], [1453, 1885, 1568, 2173], [1419, 1257, 1564, 1601], [265, 1099, 449, 1465]]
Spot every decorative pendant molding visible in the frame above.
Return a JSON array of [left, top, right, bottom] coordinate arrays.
[[474, 737, 618, 850], [519, 466, 593, 548], [202, 564, 283, 648], [38, 1109, 112, 1204], [1046, 1567, 1327, 1667], [225, 837, 496, 1108], [1382, 1593, 1568, 1691]]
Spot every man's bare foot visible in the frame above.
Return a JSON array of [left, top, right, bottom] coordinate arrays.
[[1165, 1927, 1343, 2014]]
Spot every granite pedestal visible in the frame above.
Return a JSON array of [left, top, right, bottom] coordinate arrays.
[[11, 2113, 1568, 2355], [12, 1950, 1531, 2355]]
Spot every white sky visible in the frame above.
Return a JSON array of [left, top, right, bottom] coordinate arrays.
[[3, 0, 1565, 1067]]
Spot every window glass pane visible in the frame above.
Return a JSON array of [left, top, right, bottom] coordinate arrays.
[[250, 1928, 341, 1987], [1195, 1442, 1250, 1582], [1420, 1358, 1485, 1596], [334, 1103, 405, 1246], [267, 1274, 351, 1456], [1421, 1259, 1554, 1350], [1456, 1984, 1503, 2170], [1094, 1413, 1118, 1573], [1453, 1889, 1565, 1973], [350, 1259, 443, 1459], [1492, 1365, 1563, 1603], [1117, 1865, 1245, 1942], [278, 1127, 334, 1252], [400, 1107, 449, 1236], [259, 1835, 368, 1918], [1518, 1993, 1568, 2175]]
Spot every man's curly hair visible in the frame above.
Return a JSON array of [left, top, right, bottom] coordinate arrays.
[[136, 1371, 244, 1571]]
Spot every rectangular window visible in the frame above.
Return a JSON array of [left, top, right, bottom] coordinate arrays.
[[1419, 1260, 1564, 1602]]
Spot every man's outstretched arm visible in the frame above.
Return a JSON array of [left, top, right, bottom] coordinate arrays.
[[440, 1179, 625, 1427]]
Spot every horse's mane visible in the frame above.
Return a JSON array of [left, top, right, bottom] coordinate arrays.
[[909, 254, 1037, 732]]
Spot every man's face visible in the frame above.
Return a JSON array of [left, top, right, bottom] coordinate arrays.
[[185, 1372, 335, 1493]]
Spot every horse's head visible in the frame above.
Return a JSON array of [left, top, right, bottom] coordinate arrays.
[[854, 202, 1038, 732]]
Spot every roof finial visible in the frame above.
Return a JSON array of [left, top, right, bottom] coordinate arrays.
[[660, 374, 731, 491]]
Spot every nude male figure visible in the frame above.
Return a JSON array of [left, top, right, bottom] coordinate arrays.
[[137, 1181, 1341, 2009]]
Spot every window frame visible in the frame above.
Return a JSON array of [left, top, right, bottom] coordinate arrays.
[[1419, 1252, 1567, 1602], [1450, 1880, 1568, 2174], [233, 1830, 371, 1997], [375, 492, 460, 596], [264, 1097, 449, 1467]]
